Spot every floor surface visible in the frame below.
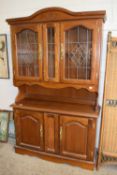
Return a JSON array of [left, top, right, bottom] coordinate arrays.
[[0, 140, 117, 175]]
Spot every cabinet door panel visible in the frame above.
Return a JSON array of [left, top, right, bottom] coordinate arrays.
[[15, 110, 44, 150], [12, 24, 42, 81], [43, 23, 60, 82], [60, 115, 88, 159], [87, 119, 96, 161], [44, 113, 59, 154], [60, 20, 99, 85]]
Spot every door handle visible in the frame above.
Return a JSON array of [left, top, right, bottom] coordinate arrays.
[[40, 124, 43, 138], [106, 99, 117, 107], [60, 126, 63, 141], [39, 43, 42, 60], [60, 43, 64, 60]]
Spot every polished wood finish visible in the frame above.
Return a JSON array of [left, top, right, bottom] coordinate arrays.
[[87, 119, 97, 161], [7, 7, 105, 170], [25, 86, 97, 106], [43, 23, 60, 82], [44, 113, 59, 154], [60, 115, 88, 159], [60, 20, 100, 86], [60, 115, 96, 161], [6, 7, 106, 25], [15, 110, 44, 150], [11, 24, 43, 81], [14, 81, 99, 92], [7, 7, 105, 92], [15, 145, 95, 170], [13, 99, 99, 118]]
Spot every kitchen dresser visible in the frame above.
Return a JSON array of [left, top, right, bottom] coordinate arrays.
[[6, 7, 106, 170]]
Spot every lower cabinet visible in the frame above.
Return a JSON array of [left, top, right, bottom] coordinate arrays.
[[15, 110, 44, 150], [60, 115, 96, 161], [14, 109, 96, 168]]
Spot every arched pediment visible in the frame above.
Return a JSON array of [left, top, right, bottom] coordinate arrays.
[[6, 7, 106, 25]]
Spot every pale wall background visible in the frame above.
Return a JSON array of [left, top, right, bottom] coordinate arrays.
[[0, 0, 117, 147]]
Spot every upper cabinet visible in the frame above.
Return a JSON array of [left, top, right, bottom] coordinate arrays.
[[60, 21, 98, 85], [7, 7, 106, 92], [12, 24, 43, 81]]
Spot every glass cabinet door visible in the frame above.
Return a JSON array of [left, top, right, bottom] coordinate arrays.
[[13, 25, 42, 80], [60, 21, 98, 85], [43, 23, 60, 82]]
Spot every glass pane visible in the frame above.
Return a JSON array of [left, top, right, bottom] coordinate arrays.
[[65, 26, 92, 80], [47, 27, 55, 79], [16, 29, 39, 77]]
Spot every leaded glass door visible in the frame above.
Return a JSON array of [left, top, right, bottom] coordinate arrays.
[[60, 21, 98, 85], [43, 23, 60, 82], [13, 25, 42, 81]]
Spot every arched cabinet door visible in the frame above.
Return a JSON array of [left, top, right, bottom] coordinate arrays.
[[12, 24, 43, 82], [14, 110, 44, 150], [60, 20, 100, 87], [60, 115, 96, 161]]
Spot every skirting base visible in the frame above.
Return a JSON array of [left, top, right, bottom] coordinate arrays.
[[15, 145, 95, 170]]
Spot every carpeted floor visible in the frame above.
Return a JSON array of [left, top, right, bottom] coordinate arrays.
[[0, 140, 117, 175]]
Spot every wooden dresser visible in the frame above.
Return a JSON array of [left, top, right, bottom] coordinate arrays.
[[6, 7, 106, 170]]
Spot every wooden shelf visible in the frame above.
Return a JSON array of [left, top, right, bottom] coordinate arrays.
[[12, 99, 99, 118]]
